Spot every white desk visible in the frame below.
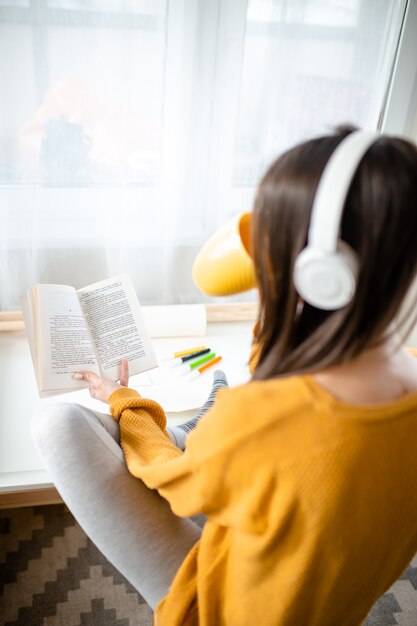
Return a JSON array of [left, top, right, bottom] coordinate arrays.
[[0, 321, 253, 508]]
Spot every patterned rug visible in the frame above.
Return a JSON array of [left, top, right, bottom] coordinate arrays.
[[0, 505, 152, 626], [1, 504, 417, 626]]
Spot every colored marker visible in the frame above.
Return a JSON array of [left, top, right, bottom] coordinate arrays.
[[174, 346, 207, 358], [167, 348, 211, 367], [160, 346, 208, 363], [186, 356, 223, 381], [178, 352, 216, 374]]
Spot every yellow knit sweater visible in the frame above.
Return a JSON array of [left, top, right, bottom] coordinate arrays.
[[109, 375, 417, 626]]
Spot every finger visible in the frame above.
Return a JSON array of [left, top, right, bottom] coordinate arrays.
[[74, 370, 102, 385], [119, 359, 129, 386], [120, 359, 129, 386], [89, 386, 96, 398]]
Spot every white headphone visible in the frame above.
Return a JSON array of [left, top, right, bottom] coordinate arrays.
[[293, 131, 380, 310]]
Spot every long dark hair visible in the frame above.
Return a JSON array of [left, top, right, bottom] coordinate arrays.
[[251, 127, 417, 380]]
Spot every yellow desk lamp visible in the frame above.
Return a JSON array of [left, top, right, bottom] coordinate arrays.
[[192, 212, 256, 296]]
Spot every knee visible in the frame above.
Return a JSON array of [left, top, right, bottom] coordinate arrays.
[[31, 402, 86, 449]]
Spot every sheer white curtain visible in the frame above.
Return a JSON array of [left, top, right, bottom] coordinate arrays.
[[0, 0, 407, 309]]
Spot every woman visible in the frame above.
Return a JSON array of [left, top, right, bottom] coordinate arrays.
[[33, 127, 417, 625]]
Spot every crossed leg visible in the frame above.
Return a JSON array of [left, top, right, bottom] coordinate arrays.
[[31, 403, 202, 610]]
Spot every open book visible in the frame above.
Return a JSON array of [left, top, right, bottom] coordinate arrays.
[[21, 274, 158, 397]]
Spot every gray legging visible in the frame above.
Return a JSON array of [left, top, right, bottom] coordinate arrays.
[[31, 403, 202, 610]]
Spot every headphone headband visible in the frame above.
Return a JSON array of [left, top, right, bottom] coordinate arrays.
[[308, 131, 379, 252]]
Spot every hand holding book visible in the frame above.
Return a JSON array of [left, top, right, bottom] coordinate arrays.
[[73, 358, 130, 403], [21, 274, 158, 397]]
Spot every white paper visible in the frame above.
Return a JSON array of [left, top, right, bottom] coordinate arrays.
[[136, 365, 209, 412], [142, 305, 206, 337]]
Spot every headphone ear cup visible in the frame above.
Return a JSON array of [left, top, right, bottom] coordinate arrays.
[[293, 241, 359, 310]]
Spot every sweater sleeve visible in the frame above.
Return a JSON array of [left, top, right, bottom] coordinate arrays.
[[108, 387, 215, 517], [108, 385, 274, 532]]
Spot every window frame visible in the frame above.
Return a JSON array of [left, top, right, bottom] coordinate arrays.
[[379, 0, 417, 137]]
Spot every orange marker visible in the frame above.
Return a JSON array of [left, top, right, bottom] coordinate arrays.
[[186, 355, 223, 380]]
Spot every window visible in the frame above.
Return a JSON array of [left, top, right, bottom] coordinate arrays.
[[0, 0, 412, 307]]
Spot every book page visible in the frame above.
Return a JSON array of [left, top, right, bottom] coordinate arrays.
[[77, 275, 158, 381], [35, 284, 99, 394], [20, 292, 41, 390]]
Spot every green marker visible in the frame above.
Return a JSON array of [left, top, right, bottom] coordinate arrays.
[[179, 352, 216, 374]]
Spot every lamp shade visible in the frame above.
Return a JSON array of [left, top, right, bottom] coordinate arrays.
[[192, 212, 256, 296]]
